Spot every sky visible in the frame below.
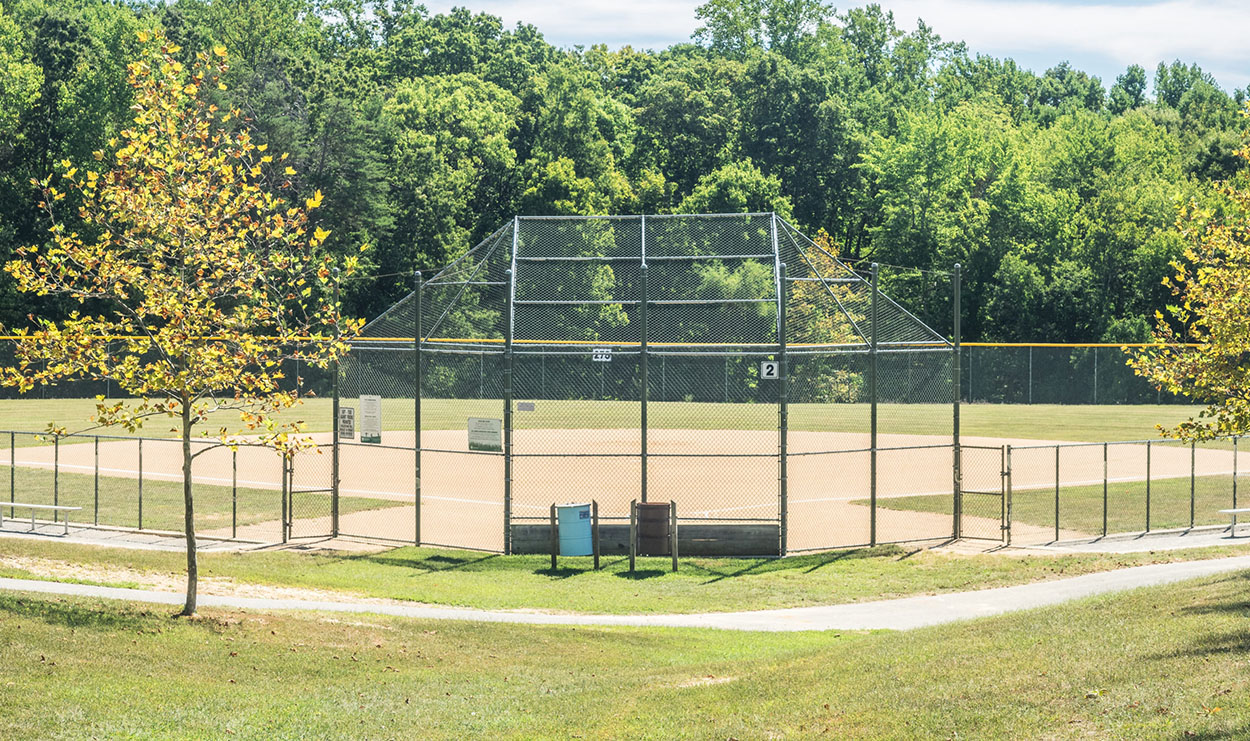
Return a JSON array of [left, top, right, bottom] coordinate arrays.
[[419, 0, 1250, 92]]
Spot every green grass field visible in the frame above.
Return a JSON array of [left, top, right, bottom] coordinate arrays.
[[2, 569, 1249, 739], [2, 537, 1249, 614], [0, 466, 404, 534], [0, 397, 1216, 446], [874, 473, 1243, 539]]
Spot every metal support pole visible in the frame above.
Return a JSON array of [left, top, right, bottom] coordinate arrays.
[[1000, 445, 1006, 542], [93, 436, 99, 526], [414, 271, 423, 546], [1190, 441, 1196, 529], [53, 435, 59, 522], [1028, 346, 1032, 404], [869, 262, 879, 546], [1102, 442, 1108, 537], [331, 270, 341, 538], [503, 267, 514, 554], [281, 455, 289, 543], [640, 236, 649, 504], [9, 431, 14, 518], [1005, 445, 1013, 546], [1054, 445, 1060, 542], [952, 264, 961, 540], [778, 261, 789, 556], [1235, 437, 1239, 510], [1146, 440, 1152, 532], [137, 437, 143, 530], [1093, 348, 1098, 404], [232, 448, 238, 539]]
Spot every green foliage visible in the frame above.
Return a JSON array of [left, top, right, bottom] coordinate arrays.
[[0, 0, 1246, 345]]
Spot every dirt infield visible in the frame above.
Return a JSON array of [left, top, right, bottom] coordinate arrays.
[[6, 430, 1236, 551]]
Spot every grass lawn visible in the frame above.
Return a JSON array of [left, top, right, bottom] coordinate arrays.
[[2, 570, 1249, 739], [2, 537, 1250, 614], [0, 397, 1215, 446], [0, 465, 405, 534], [874, 473, 1243, 539]]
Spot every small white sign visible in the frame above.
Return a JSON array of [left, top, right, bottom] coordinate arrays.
[[759, 361, 780, 379], [468, 417, 503, 452], [337, 407, 356, 440], [359, 394, 382, 444], [517, 401, 536, 412], [592, 348, 612, 362]]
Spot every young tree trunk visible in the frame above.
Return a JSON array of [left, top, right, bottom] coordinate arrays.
[[180, 392, 198, 616]]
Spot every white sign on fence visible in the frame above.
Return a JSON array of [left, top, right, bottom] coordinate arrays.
[[468, 417, 503, 452], [337, 406, 356, 440], [359, 395, 382, 444], [759, 361, 780, 379], [592, 348, 612, 362]]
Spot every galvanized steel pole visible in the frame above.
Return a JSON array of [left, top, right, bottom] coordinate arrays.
[[331, 268, 341, 538], [504, 266, 515, 555], [870, 262, 879, 546], [778, 261, 789, 556], [952, 264, 962, 540], [640, 256, 649, 505], [414, 271, 423, 546]]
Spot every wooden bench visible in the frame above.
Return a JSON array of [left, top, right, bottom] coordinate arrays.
[[1219, 508, 1250, 538], [0, 503, 82, 536]]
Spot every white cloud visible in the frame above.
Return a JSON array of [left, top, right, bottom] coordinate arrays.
[[420, 0, 1250, 87], [421, 0, 703, 49]]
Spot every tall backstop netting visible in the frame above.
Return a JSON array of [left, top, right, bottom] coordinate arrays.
[[344, 214, 958, 554]]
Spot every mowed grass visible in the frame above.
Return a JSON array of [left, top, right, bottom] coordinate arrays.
[[0, 397, 1216, 446], [874, 474, 1244, 540], [3, 537, 1250, 614], [0, 465, 406, 534], [3, 571, 1250, 739]]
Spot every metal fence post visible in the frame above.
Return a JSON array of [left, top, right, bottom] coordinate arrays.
[[281, 455, 289, 543], [414, 270, 423, 546], [1005, 445, 1013, 546], [1190, 441, 1196, 529], [137, 437, 143, 530], [231, 447, 238, 539], [331, 269, 341, 538], [503, 265, 515, 555], [869, 262, 879, 546], [952, 263, 961, 540], [1145, 440, 1152, 533], [640, 255, 649, 505], [53, 434, 59, 522], [1235, 436, 1239, 510], [1102, 442, 1108, 537], [9, 431, 13, 518], [94, 436, 100, 526], [1028, 346, 1032, 404], [1054, 445, 1060, 542], [778, 260, 789, 556]]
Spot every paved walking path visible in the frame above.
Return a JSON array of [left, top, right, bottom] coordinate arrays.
[[4, 555, 1250, 632]]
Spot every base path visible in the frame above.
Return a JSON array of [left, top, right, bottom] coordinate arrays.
[[3, 555, 1249, 632]]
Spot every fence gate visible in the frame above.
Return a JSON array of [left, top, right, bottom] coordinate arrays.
[[958, 445, 1007, 541], [285, 451, 334, 540]]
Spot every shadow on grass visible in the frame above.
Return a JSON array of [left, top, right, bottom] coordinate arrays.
[[614, 569, 668, 580], [348, 551, 501, 574], [0, 593, 154, 631], [695, 545, 907, 584]]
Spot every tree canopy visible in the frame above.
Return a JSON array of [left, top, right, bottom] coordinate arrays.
[[0, 0, 1246, 341]]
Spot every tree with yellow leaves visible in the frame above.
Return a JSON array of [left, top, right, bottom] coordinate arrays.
[[1, 30, 365, 616], [1131, 111, 1250, 440]]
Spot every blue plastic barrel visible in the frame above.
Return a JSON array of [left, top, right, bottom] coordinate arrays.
[[557, 503, 593, 556]]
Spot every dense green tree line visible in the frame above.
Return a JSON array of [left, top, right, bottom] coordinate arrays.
[[0, 0, 1244, 339]]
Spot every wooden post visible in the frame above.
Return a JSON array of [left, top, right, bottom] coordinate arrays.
[[592, 500, 600, 570], [629, 499, 637, 572], [670, 500, 678, 572], [549, 503, 557, 570]]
